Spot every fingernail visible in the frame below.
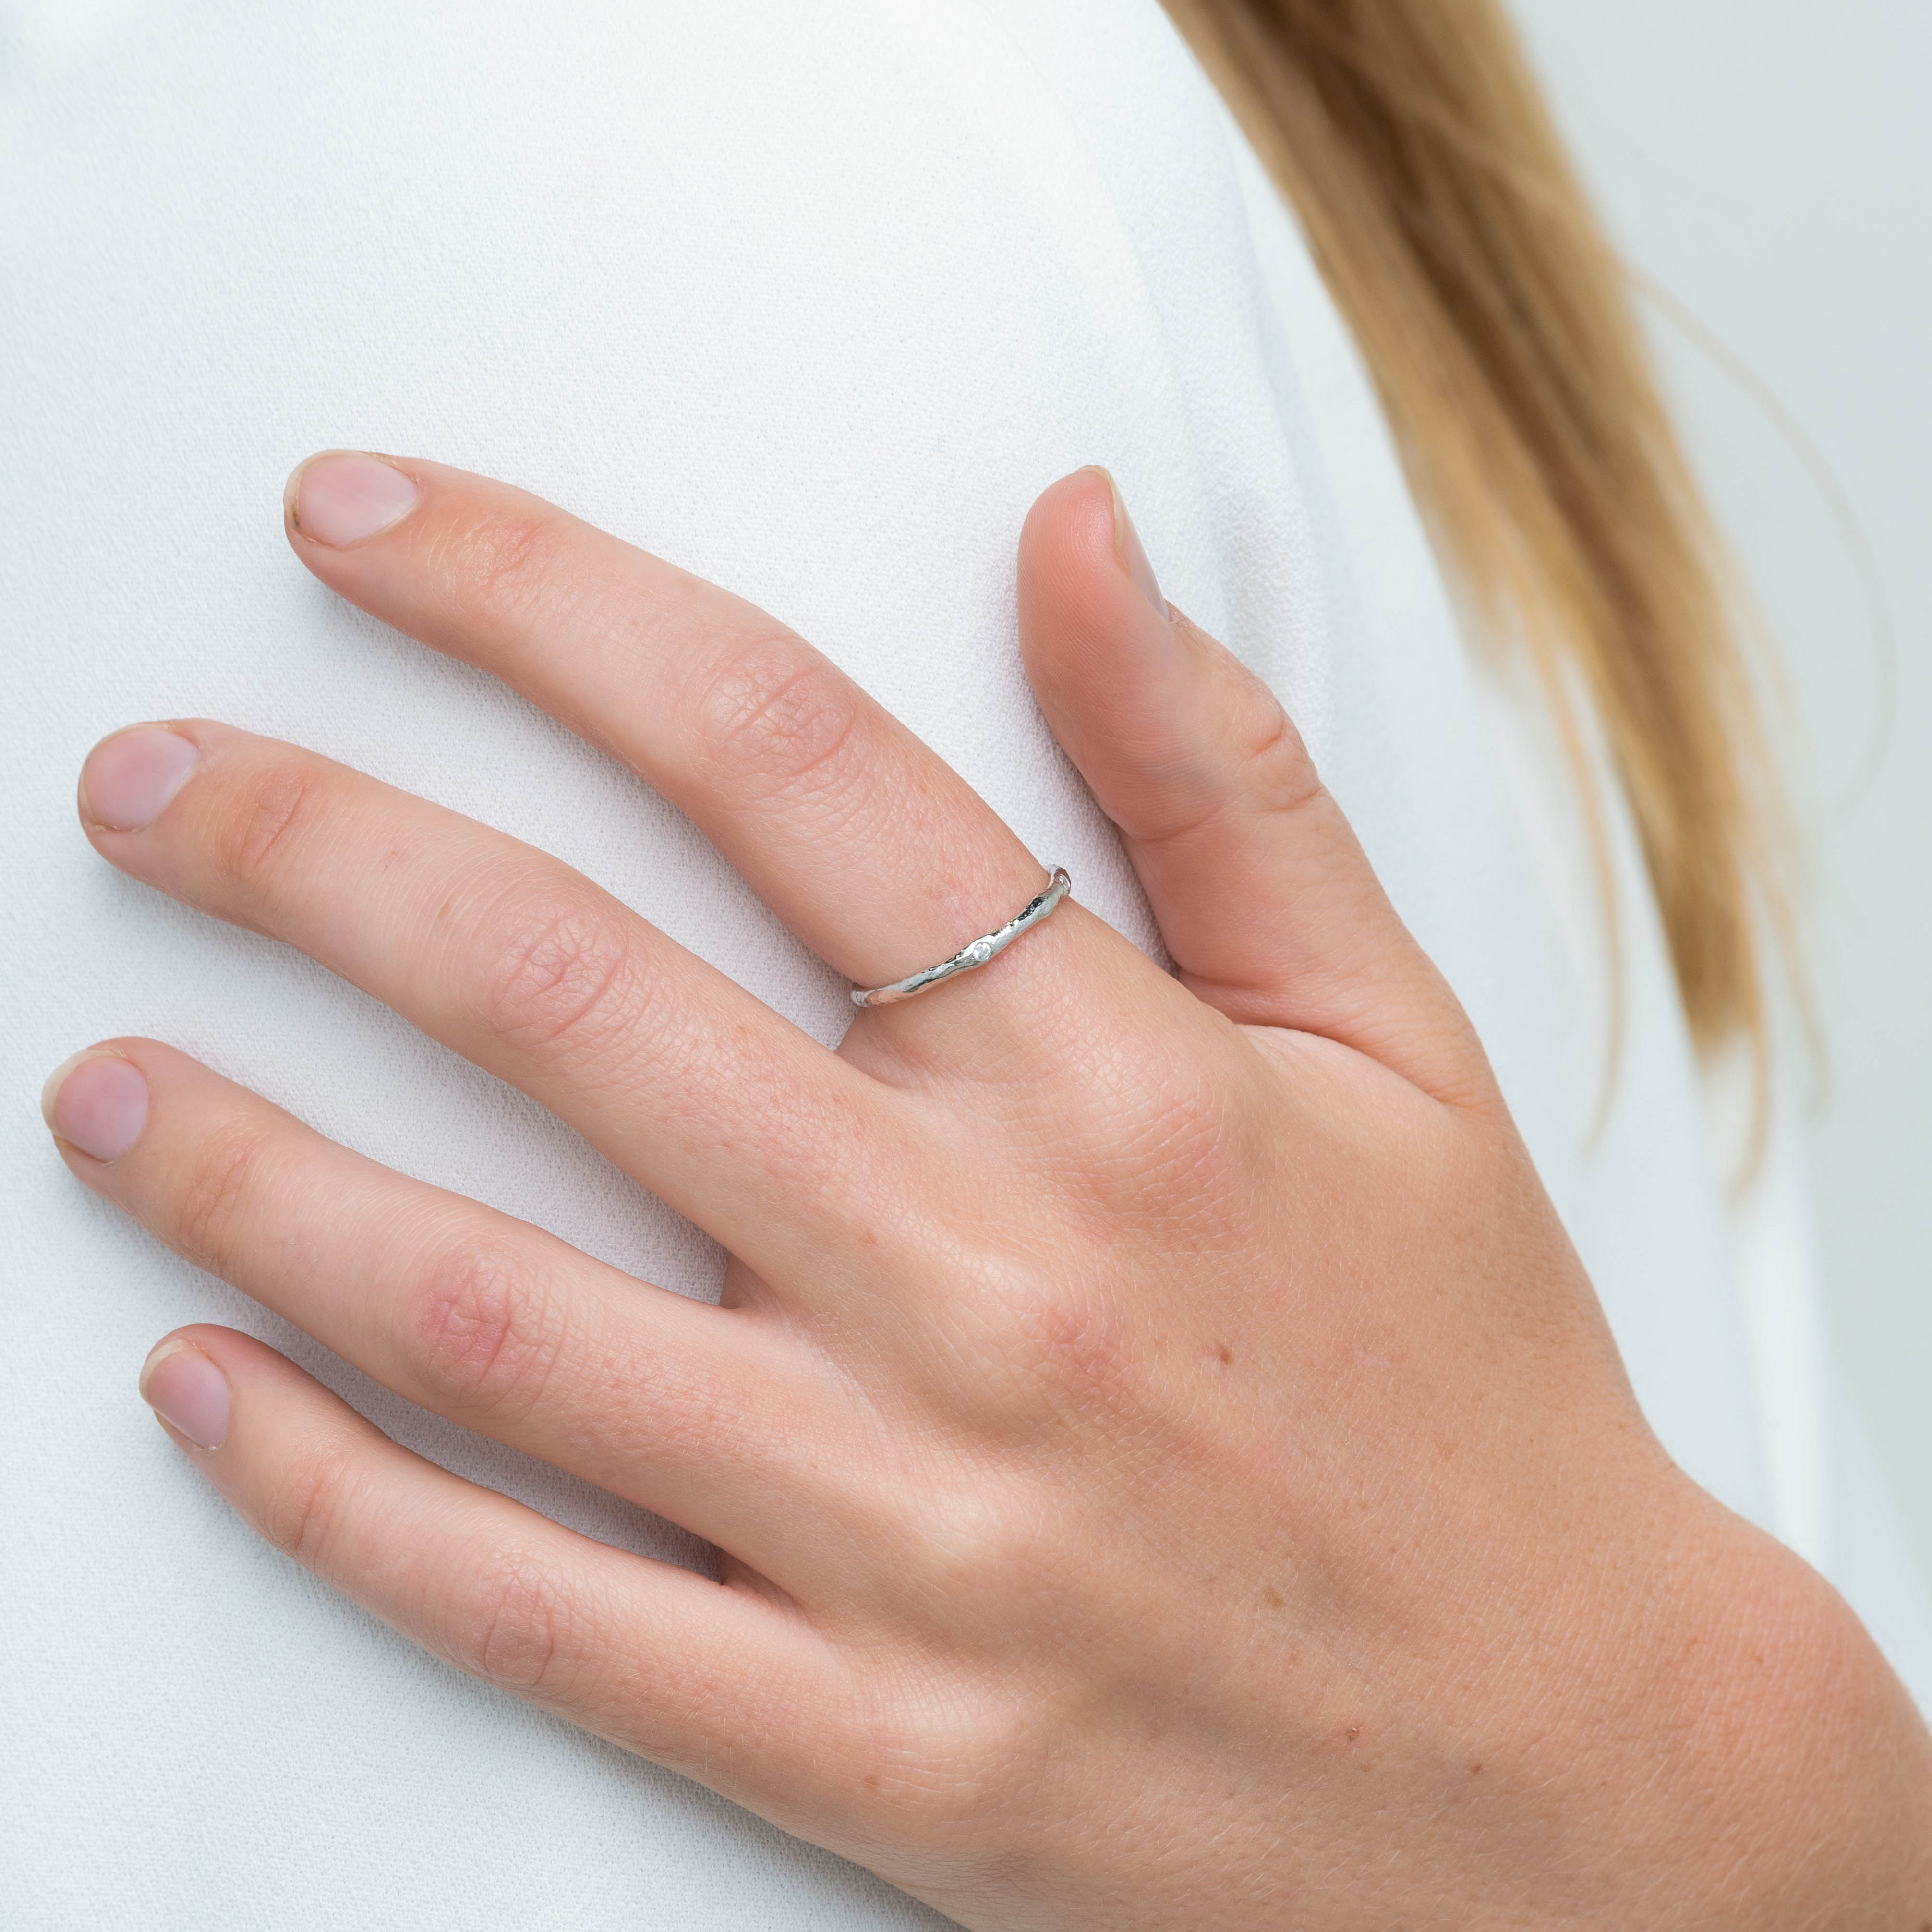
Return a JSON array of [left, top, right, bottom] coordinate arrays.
[[79, 726, 199, 831], [42, 1051, 149, 1162], [1087, 467, 1165, 616], [140, 1338, 230, 1451], [288, 451, 420, 547]]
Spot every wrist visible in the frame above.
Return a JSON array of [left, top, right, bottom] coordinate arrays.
[[1610, 1493, 1932, 1924]]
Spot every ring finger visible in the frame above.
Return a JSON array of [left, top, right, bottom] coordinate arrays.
[[44, 1039, 878, 1587]]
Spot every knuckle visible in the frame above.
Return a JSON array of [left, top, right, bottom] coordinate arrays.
[[1225, 676, 1322, 821], [913, 1475, 1066, 1614], [406, 1232, 563, 1421], [1002, 1277, 1140, 1414], [458, 1549, 572, 1695], [172, 1118, 281, 1280], [687, 634, 869, 808], [431, 508, 567, 623], [212, 761, 330, 901], [1139, 640, 1326, 849], [1114, 1074, 1247, 1207], [262, 1439, 364, 1570], [472, 886, 652, 1058], [834, 1681, 1018, 1841]]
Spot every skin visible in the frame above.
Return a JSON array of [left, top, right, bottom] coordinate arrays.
[[41, 454, 1932, 1926]]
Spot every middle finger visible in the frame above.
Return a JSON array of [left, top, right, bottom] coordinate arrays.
[[78, 719, 903, 1280]]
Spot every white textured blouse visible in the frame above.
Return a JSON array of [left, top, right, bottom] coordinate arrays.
[[4, 1, 1925, 1925]]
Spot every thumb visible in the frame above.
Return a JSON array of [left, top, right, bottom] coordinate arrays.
[[1018, 467, 1486, 1104]]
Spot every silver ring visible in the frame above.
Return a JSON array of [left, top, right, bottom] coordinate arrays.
[[850, 868, 1072, 1007]]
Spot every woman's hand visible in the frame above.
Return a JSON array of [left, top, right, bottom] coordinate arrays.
[[43, 455, 1932, 1926]]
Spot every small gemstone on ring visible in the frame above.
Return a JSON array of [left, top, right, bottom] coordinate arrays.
[[849, 866, 1071, 1007]]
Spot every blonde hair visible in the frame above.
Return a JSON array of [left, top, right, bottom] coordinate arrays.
[[1162, 0, 1786, 1060]]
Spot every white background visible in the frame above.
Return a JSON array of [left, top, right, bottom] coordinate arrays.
[[1509, 0, 1932, 1582]]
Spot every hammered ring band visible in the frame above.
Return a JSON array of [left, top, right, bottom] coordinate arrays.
[[850, 868, 1072, 1008]]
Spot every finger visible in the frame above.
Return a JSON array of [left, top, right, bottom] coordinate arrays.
[[1017, 469, 1488, 1101], [76, 719, 902, 1279], [283, 451, 1085, 1031], [44, 1039, 869, 1587], [136, 1323, 852, 1820]]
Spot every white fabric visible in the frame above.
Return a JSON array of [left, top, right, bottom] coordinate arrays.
[[2, 1, 1925, 1924]]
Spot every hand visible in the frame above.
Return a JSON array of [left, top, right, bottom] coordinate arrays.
[[44, 455, 1932, 1927]]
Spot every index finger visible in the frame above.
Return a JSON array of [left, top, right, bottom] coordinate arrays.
[[285, 452, 1093, 1039]]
